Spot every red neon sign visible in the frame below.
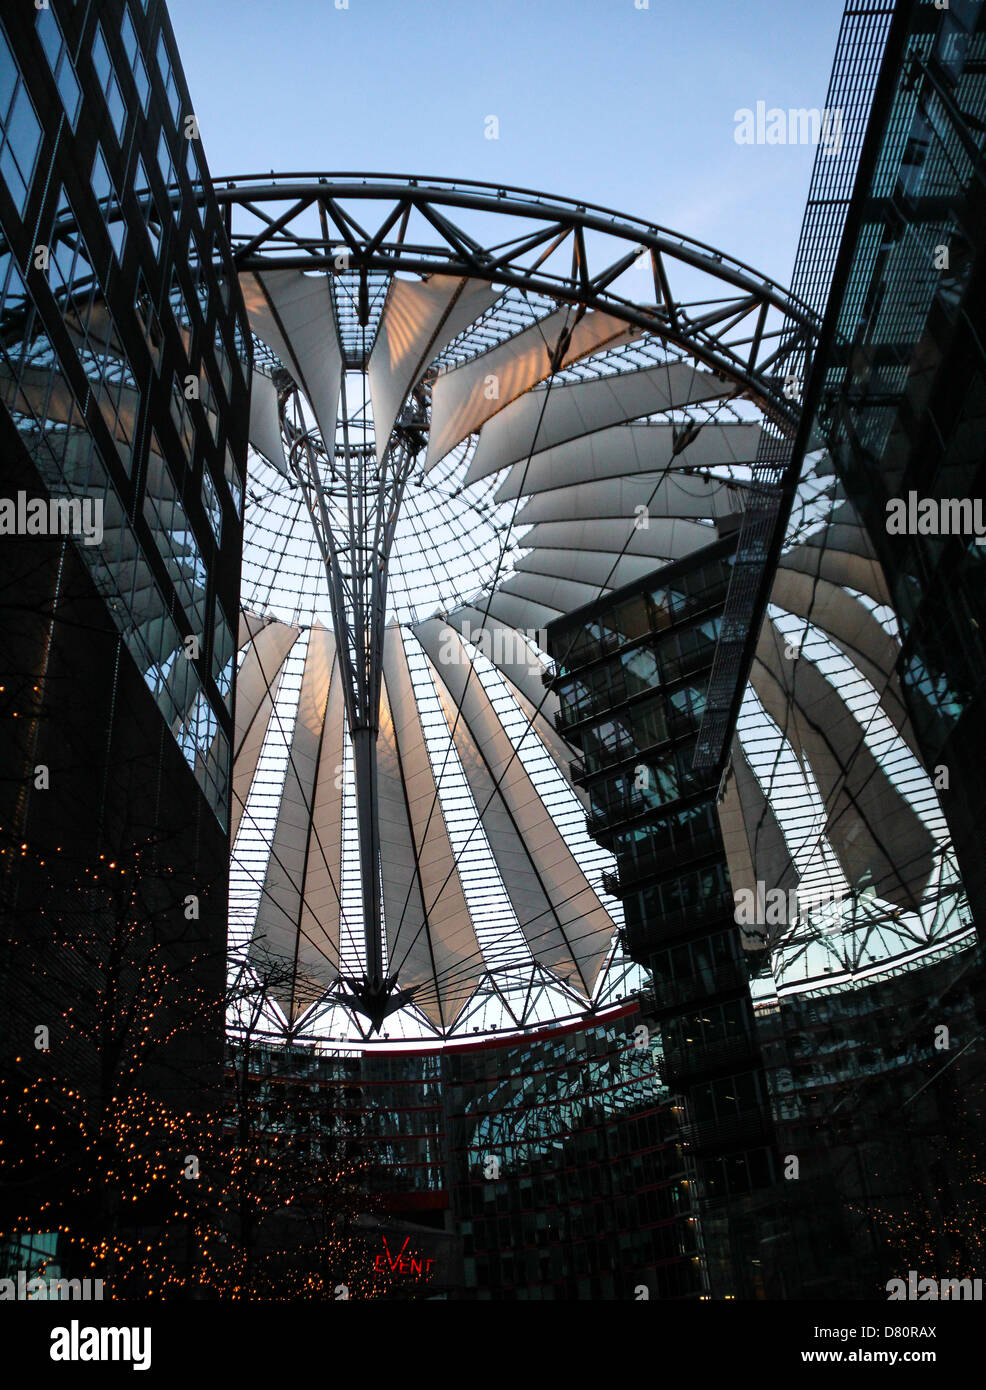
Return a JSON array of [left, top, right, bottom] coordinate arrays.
[[373, 1236, 435, 1280]]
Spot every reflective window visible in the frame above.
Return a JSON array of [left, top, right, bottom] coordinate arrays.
[[212, 599, 234, 708], [90, 143, 126, 264], [155, 32, 181, 127], [155, 126, 181, 226], [0, 25, 42, 215], [621, 644, 660, 695], [134, 267, 163, 369], [201, 466, 221, 546], [224, 445, 243, 518], [199, 365, 219, 443], [185, 131, 200, 184], [143, 438, 208, 629], [36, 4, 81, 129], [170, 374, 195, 463], [46, 207, 138, 482], [120, 6, 150, 114], [0, 248, 28, 353], [173, 672, 228, 827], [631, 696, 668, 750], [187, 230, 210, 315], [91, 26, 126, 144], [156, 127, 173, 192], [63, 285, 139, 476], [233, 310, 249, 372], [132, 155, 163, 258], [48, 195, 95, 304], [168, 266, 191, 344], [215, 333, 231, 397]]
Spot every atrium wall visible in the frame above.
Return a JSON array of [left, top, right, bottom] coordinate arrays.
[[228, 1007, 708, 1300]]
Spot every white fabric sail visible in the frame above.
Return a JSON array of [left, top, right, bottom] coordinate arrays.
[[230, 257, 947, 1037]]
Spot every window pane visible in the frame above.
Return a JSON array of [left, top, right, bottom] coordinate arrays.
[[7, 85, 41, 187], [90, 144, 112, 203], [91, 30, 111, 86], [0, 145, 26, 211], [57, 62, 81, 128], [121, 11, 138, 64], [106, 76, 126, 141], [133, 53, 149, 113], [36, 9, 61, 70], [0, 31, 17, 119]]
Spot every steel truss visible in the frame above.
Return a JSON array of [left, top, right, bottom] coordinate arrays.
[[210, 173, 816, 417], [281, 387, 421, 1024]]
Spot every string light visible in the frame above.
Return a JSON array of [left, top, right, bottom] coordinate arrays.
[[1, 834, 382, 1300]]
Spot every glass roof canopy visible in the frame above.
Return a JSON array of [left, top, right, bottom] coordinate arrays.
[[231, 279, 749, 1045], [216, 176, 966, 1048]]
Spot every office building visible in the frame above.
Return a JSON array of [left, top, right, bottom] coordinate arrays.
[[0, 0, 250, 1286]]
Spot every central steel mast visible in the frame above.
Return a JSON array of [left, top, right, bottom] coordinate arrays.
[[281, 370, 425, 1029]]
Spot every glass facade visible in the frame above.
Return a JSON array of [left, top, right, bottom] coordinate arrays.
[[754, 943, 985, 1297], [446, 1015, 700, 1300], [543, 495, 984, 1299], [0, 0, 250, 825], [228, 1010, 707, 1300], [746, 0, 986, 1297], [0, 0, 251, 1292], [535, 0, 986, 1301], [546, 537, 780, 1299], [811, 0, 986, 935]]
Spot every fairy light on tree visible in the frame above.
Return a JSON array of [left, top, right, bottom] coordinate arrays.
[[0, 832, 380, 1299]]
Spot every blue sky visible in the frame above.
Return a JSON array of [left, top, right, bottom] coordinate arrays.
[[167, 0, 846, 293]]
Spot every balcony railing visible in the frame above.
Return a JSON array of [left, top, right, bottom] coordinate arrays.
[[554, 681, 629, 734], [585, 791, 652, 837], [553, 651, 717, 740], [599, 869, 622, 899], [605, 828, 722, 887]]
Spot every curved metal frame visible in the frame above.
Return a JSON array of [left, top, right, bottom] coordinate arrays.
[[196, 172, 818, 430]]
